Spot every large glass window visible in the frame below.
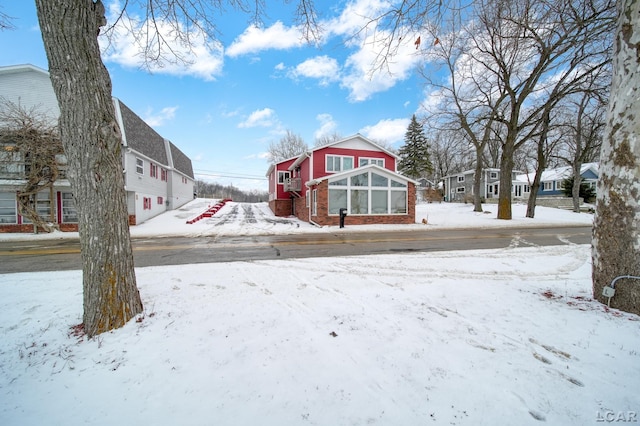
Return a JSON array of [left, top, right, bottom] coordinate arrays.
[[136, 158, 144, 174], [371, 173, 388, 187], [0, 192, 17, 224], [351, 172, 368, 186], [371, 190, 388, 214], [350, 190, 368, 214], [390, 191, 407, 214], [327, 171, 409, 215], [329, 178, 347, 186], [328, 189, 347, 214]]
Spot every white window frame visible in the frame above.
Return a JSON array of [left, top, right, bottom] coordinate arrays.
[[326, 155, 354, 173], [490, 172, 498, 179], [327, 171, 408, 216], [136, 158, 144, 175], [359, 158, 385, 168], [456, 187, 466, 193], [312, 189, 318, 216], [543, 182, 553, 191], [457, 175, 465, 183], [61, 192, 78, 223], [277, 171, 290, 185]]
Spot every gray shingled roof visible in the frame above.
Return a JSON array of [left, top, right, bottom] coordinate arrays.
[[169, 141, 194, 178], [118, 101, 168, 165]]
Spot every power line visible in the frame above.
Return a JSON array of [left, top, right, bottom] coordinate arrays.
[[194, 170, 267, 181]]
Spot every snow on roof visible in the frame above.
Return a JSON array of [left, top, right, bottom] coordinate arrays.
[[516, 163, 599, 183]]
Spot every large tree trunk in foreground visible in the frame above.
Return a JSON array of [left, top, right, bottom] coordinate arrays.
[[472, 147, 483, 213], [36, 0, 143, 336], [592, 0, 640, 315], [497, 141, 515, 220]]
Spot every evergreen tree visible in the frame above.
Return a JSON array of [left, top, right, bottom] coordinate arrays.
[[398, 115, 433, 179]]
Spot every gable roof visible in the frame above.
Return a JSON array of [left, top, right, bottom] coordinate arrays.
[[307, 163, 418, 186], [319, 134, 399, 158], [286, 134, 398, 171], [116, 98, 169, 165], [168, 140, 194, 178], [266, 134, 397, 175]]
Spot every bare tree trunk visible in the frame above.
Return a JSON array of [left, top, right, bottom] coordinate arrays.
[[592, 0, 640, 315], [526, 113, 550, 219], [571, 104, 585, 213], [525, 152, 544, 219], [571, 163, 583, 213], [497, 137, 515, 220], [35, 0, 143, 336], [472, 146, 484, 212]]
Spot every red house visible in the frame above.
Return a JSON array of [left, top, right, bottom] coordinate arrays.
[[266, 134, 417, 226]]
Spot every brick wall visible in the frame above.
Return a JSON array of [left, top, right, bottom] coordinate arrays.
[[269, 199, 293, 217], [0, 223, 79, 233], [294, 197, 309, 222], [310, 181, 417, 226]]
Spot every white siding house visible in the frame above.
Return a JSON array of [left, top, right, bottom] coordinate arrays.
[[0, 64, 195, 232]]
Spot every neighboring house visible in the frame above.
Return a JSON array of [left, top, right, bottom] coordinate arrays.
[[266, 134, 417, 226], [442, 168, 529, 202], [0, 64, 194, 233], [516, 163, 599, 197], [417, 177, 436, 189], [442, 163, 599, 204]]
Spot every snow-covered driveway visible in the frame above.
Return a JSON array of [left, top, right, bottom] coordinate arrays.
[[136, 200, 317, 238]]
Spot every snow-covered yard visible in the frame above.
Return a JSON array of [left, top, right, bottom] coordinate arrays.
[[0, 198, 595, 241], [1, 201, 638, 425]]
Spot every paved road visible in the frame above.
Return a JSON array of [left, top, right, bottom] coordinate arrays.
[[0, 225, 591, 274]]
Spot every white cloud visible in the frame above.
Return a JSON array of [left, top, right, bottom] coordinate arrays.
[[341, 31, 423, 102], [325, 0, 392, 40], [314, 113, 338, 140], [226, 22, 305, 57], [100, 6, 224, 81], [238, 108, 278, 128], [360, 118, 409, 145], [290, 56, 340, 86], [143, 106, 179, 127], [273, 0, 419, 102]]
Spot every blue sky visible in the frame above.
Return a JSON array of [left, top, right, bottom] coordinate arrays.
[[0, 1, 429, 191]]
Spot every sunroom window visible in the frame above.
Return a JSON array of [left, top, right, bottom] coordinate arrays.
[[327, 170, 408, 215]]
